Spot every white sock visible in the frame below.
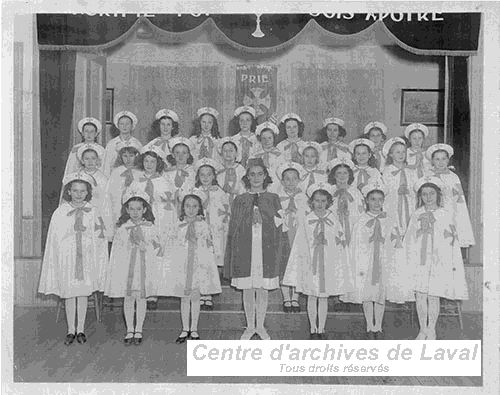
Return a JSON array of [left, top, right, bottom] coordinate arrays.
[[180, 296, 190, 331], [190, 291, 201, 332], [123, 296, 135, 333], [318, 297, 328, 333], [362, 301, 375, 331], [415, 292, 428, 334], [243, 289, 256, 330], [65, 297, 76, 334], [135, 297, 146, 333], [280, 285, 291, 302], [307, 296, 318, 333], [255, 288, 268, 329], [76, 296, 88, 333], [427, 295, 440, 336], [374, 302, 385, 332]]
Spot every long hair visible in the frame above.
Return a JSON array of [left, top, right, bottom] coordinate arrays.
[[277, 118, 305, 144], [352, 143, 378, 168], [192, 114, 220, 138], [327, 164, 355, 185], [62, 180, 93, 202], [78, 122, 99, 143], [137, 151, 165, 173], [149, 116, 180, 141], [242, 163, 273, 190], [416, 183, 443, 209], [117, 197, 155, 227], [166, 143, 194, 166], [229, 113, 257, 136], [179, 194, 205, 221], [308, 189, 333, 210], [316, 124, 347, 143], [113, 146, 140, 168], [364, 189, 385, 212], [195, 165, 219, 188], [385, 141, 407, 166]]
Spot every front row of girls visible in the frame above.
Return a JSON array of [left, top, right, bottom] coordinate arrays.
[[41, 114, 474, 344]]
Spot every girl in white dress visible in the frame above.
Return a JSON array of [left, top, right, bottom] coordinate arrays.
[[216, 137, 246, 205], [283, 182, 353, 340], [104, 189, 162, 345], [326, 158, 365, 246], [425, 144, 475, 247], [63, 117, 104, 178], [275, 162, 308, 313], [382, 137, 419, 234], [363, 121, 388, 172], [276, 113, 308, 164], [349, 138, 383, 192], [164, 137, 196, 216], [250, 121, 282, 191], [318, 117, 351, 165], [144, 108, 180, 159], [188, 158, 230, 310], [230, 106, 261, 168], [105, 146, 141, 239], [298, 142, 327, 193], [404, 123, 431, 179], [39, 173, 108, 345], [190, 107, 221, 161], [405, 176, 469, 340], [169, 193, 222, 343], [103, 111, 143, 177]]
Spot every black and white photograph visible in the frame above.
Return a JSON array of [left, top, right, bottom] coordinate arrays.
[[2, 1, 499, 393]]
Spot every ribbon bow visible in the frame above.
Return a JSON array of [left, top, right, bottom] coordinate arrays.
[[94, 216, 106, 239], [309, 216, 333, 293], [67, 206, 92, 281], [408, 149, 425, 178], [198, 135, 215, 159], [240, 136, 253, 167], [366, 212, 387, 285], [390, 226, 404, 248], [303, 168, 325, 188], [218, 203, 230, 223], [391, 167, 410, 230], [416, 211, 436, 266], [354, 167, 370, 191], [335, 231, 347, 247], [124, 221, 153, 297], [139, 173, 161, 203], [372, 146, 383, 169], [153, 138, 170, 154], [444, 224, 458, 246], [252, 194, 262, 225], [120, 168, 135, 188], [334, 188, 354, 245], [160, 191, 175, 211], [284, 141, 301, 163], [179, 217, 203, 295], [452, 183, 465, 203], [255, 148, 280, 168], [174, 168, 190, 188]]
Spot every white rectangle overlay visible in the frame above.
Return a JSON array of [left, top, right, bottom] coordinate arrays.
[[187, 340, 481, 376]]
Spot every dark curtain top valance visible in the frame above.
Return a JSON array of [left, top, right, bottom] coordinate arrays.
[[37, 13, 480, 54]]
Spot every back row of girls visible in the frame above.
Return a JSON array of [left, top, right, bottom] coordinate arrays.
[[39, 105, 474, 344]]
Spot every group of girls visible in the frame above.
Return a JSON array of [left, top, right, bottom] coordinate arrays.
[[38, 104, 474, 345]]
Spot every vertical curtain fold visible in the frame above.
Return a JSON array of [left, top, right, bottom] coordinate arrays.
[[39, 50, 76, 246]]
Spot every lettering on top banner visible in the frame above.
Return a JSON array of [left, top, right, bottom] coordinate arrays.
[[235, 65, 278, 124]]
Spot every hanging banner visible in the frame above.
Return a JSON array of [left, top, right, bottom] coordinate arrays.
[[235, 65, 277, 124]]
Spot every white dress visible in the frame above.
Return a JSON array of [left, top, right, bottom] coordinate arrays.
[[276, 138, 307, 164], [216, 163, 246, 205], [427, 168, 475, 247], [352, 165, 383, 192], [232, 132, 261, 168], [405, 207, 468, 300], [38, 202, 108, 298], [163, 165, 196, 217], [144, 137, 172, 158], [283, 210, 354, 297], [382, 164, 419, 234], [103, 136, 143, 177], [103, 220, 161, 298], [189, 134, 221, 162], [157, 218, 222, 297], [331, 184, 365, 246], [319, 141, 351, 166]]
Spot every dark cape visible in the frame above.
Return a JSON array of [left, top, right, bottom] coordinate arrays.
[[223, 191, 283, 280]]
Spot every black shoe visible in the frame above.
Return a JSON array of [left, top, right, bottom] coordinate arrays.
[[133, 332, 143, 345], [64, 333, 76, 345], [76, 332, 87, 344], [309, 333, 319, 340], [204, 300, 214, 311], [147, 300, 158, 310], [374, 331, 384, 340], [175, 331, 189, 344], [283, 301, 292, 313], [318, 332, 327, 340], [366, 331, 375, 340], [189, 331, 200, 340], [123, 332, 134, 345], [291, 300, 301, 313]]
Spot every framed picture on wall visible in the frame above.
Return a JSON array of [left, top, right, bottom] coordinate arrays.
[[400, 89, 444, 126], [105, 88, 114, 124]]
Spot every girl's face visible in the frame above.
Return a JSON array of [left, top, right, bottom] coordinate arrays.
[[221, 143, 237, 162], [126, 200, 146, 222], [173, 144, 189, 165], [69, 181, 88, 204], [303, 147, 319, 168], [159, 117, 173, 138], [200, 114, 214, 134], [82, 124, 97, 142], [121, 151, 137, 169], [368, 128, 384, 146], [354, 145, 370, 166], [198, 166, 215, 187], [184, 197, 200, 219], [281, 169, 300, 191], [409, 130, 425, 149], [143, 154, 158, 174], [118, 116, 133, 134], [248, 165, 265, 190], [432, 150, 449, 170], [334, 166, 350, 184], [260, 130, 275, 150], [326, 123, 340, 141], [389, 143, 406, 164], [239, 113, 253, 133], [367, 192, 384, 213], [82, 150, 98, 171], [285, 119, 299, 139], [420, 186, 438, 209], [312, 192, 329, 212]]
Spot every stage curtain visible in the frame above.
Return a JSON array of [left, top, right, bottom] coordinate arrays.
[[39, 51, 76, 246], [36, 13, 480, 55]]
